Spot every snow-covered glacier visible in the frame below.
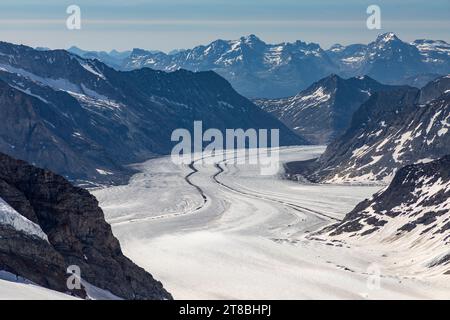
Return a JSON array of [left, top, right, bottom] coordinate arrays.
[[93, 146, 450, 299]]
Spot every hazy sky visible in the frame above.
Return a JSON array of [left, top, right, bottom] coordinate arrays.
[[0, 0, 449, 52]]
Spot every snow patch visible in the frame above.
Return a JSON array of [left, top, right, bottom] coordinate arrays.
[[0, 198, 48, 241], [96, 169, 113, 176]]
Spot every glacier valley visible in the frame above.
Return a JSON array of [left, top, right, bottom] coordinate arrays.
[[93, 146, 450, 299]]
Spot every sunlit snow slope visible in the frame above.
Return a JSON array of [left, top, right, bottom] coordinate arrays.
[[0, 271, 77, 300]]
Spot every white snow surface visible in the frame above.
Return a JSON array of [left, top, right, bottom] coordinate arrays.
[[78, 60, 106, 79], [93, 146, 450, 299], [0, 270, 119, 300], [0, 63, 116, 105], [0, 197, 48, 241], [0, 271, 78, 300]]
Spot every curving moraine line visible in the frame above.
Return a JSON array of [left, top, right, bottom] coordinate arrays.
[[211, 162, 340, 223]]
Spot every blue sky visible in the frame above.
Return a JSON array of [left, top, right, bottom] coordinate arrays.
[[0, 0, 448, 51]]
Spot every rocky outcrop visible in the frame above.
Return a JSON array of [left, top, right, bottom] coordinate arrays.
[[0, 152, 172, 300], [0, 224, 79, 296]]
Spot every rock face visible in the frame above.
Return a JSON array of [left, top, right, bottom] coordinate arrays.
[[254, 75, 402, 144], [0, 152, 172, 300], [297, 75, 450, 183], [317, 156, 450, 273], [0, 41, 304, 185], [86, 33, 450, 98]]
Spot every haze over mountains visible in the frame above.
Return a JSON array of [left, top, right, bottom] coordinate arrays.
[[68, 33, 450, 98], [67, 46, 132, 70]]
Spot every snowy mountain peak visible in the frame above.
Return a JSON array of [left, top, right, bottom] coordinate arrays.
[[118, 35, 338, 97], [237, 34, 266, 50], [254, 74, 395, 144], [68, 33, 450, 98], [240, 34, 263, 43], [376, 32, 400, 43]]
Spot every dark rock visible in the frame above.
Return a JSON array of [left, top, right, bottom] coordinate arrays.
[[0, 152, 172, 300]]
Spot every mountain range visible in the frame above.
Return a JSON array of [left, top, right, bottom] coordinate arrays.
[[0, 31, 448, 300], [285, 75, 450, 184], [67, 46, 132, 70], [0, 41, 303, 185], [67, 33, 450, 98], [254, 74, 406, 144]]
